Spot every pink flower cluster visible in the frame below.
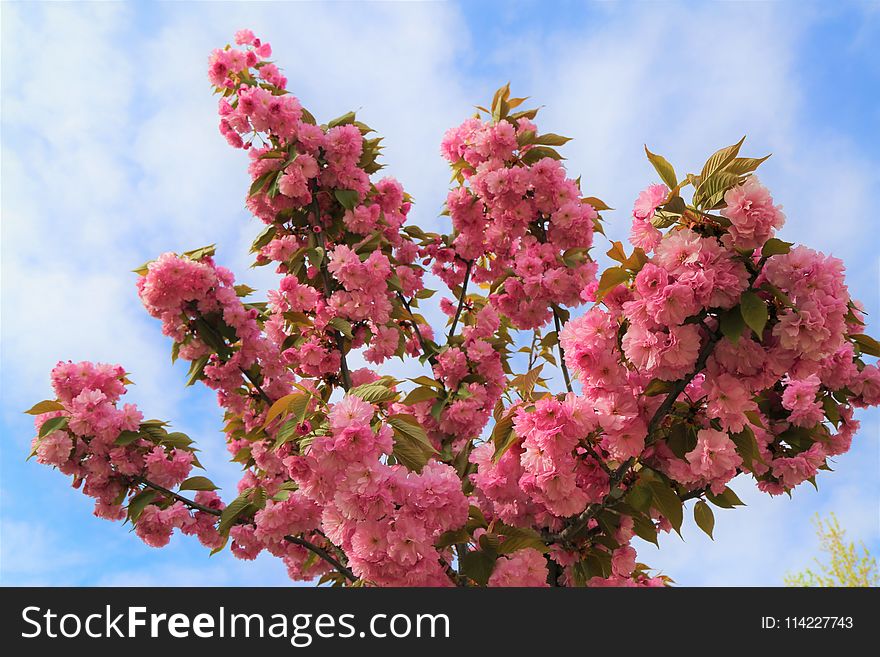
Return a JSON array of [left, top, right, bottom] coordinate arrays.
[[32, 362, 225, 550], [410, 304, 506, 444], [721, 176, 785, 250], [210, 32, 430, 385], [285, 395, 468, 585], [471, 393, 610, 526], [137, 251, 294, 417], [554, 178, 873, 502], [439, 115, 598, 329]]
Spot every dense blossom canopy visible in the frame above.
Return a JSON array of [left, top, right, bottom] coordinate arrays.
[[27, 30, 880, 587]]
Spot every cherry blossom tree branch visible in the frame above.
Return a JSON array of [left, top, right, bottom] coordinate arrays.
[[552, 323, 722, 545], [552, 307, 573, 393], [447, 258, 473, 340], [186, 310, 275, 404], [133, 476, 220, 515], [309, 193, 352, 391], [396, 291, 439, 366], [239, 366, 274, 404], [134, 476, 358, 582]]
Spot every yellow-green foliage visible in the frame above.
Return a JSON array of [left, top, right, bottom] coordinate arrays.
[[785, 513, 878, 587]]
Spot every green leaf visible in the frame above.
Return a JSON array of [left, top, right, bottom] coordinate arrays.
[[114, 430, 142, 446], [327, 111, 356, 128], [132, 260, 153, 276], [402, 386, 439, 405], [582, 196, 613, 212], [739, 291, 768, 338], [490, 82, 511, 122], [706, 486, 745, 509], [329, 317, 353, 339], [666, 422, 697, 460], [662, 195, 687, 216], [459, 550, 497, 586], [127, 489, 158, 523], [730, 426, 763, 470], [516, 129, 536, 147], [761, 238, 792, 257], [744, 409, 765, 429], [250, 225, 277, 253], [38, 416, 69, 438], [436, 528, 471, 549], [182, 244, 217, 262], [521, 146, 563, 164], [162, 432, 194, 450], [334, 189, 359, 210], [534, 132, 572, 147], [700, 136, 745, 182], [185, 355, 210, 387], [273, 418, 301, 450], [409, 375, 442, 389], [631, 513, 659, 546], [724, 154, 770, 176], [643, 379, 673, 397], [822, 396, 840, 427], [851, 333, 880, 358], [595, 266, 629, 301], [24, 400, 65, 415], [388, 414, 436, 472], [218, 492, 254, 536], [491, 413, 518, 462], [306, 246, 325, 269], [644, 146, 677, 189], [249, 171, 276, 197], [625, 483, 653, 513], [648, 480, 683, 535], [263, 392, 310, 427], [179, 476, 219, 492], [140, 419, 169, 427], [693, 500, 715, 539], [497, 535, 547, 555], [350, 383, 399, 404], [720, 306, 747, 344], [697, 171, 741, 208]]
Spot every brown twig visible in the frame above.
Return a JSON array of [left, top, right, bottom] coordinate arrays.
[[552, 323, 721, 545], [447, 259, 473, 340], [134, 476, 357, 582], [309, 194, 352, 391], [552, 307, 573, 393]]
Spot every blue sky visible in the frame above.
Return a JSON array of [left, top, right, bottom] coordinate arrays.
[[2, 0, 878, 586]]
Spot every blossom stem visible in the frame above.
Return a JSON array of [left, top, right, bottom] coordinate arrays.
[[135, 476, 357, 582], [396, 291, 438, 366], [553, 323, 722, 545], [309, 193, 352, 391], [283, 536, 358, 582], [135, 476, 220, 515], [186, 310, 274, 404], [238, 366, 273, 405], [447, 259, 473, 340], [552, 307, 573, 393]]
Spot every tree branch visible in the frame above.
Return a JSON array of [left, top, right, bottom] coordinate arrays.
[[552, 323, 721, 545], [309, 194, 352, 391], [552, 307, 573, 393], [283, 536, 357, 582], [239, 366, 273, 405], [396, 291, 438, 366], [447, 259, 473, 340], [135, 476, 357, 583]]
